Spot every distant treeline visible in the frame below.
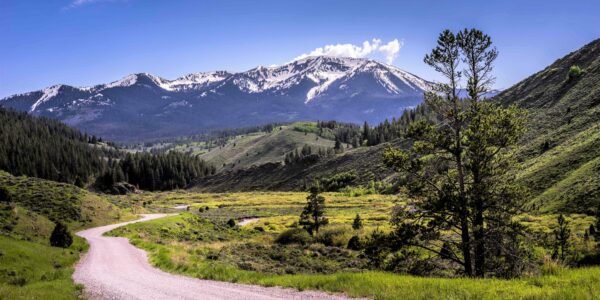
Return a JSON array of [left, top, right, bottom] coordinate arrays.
[[97, 152, 215, 191], [126, 122, 289, 154], [0, 107, 213, 191], [362, 104, 430, 146], [126, 104, 432, 156], [312, 104, 431, 147], [284, 144, 338, 165]]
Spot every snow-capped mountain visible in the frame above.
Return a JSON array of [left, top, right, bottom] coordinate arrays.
[[1, 56, 432, 141]]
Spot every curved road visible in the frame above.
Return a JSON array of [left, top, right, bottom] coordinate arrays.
[[73, 214, 352, 300]]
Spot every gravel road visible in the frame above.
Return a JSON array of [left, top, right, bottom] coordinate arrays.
[[73, 214, 354, 300]]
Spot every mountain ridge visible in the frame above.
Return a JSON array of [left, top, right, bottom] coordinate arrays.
[[1, 56, 431, 141]]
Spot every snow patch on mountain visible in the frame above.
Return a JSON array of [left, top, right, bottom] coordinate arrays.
[[305, 71, 345, 102], [169, 72, 231, 90], [29, 85, 62, 112]]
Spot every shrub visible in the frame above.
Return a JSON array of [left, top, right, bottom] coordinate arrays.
[[50, 222, 73, 248], [541, 256, 565, 275], [226, 218, 236, 227], [577, 252, 600, 266], [347, 235, 362, 250], [315, 226, 352, 247], [567, 65, 582, 81], [318, 170, 358, 192], [275, 228, 312, 245], [0, 187, 11, 203]]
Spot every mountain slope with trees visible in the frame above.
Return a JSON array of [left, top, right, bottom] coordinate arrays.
[[0, 108, 115, 186], [0, 107, 214, 192]]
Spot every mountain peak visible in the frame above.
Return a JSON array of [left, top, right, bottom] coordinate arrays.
[[1, 58, 431, 140]]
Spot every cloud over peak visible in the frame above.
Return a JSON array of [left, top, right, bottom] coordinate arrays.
[[294, 38, 403, 64]]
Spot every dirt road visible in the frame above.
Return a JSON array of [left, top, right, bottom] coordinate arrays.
[[73, 214, 352, 300]]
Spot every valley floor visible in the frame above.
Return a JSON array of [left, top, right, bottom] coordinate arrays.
[[106, 191, 600, 300]]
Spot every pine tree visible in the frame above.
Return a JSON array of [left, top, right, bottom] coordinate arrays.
[[334, 139, 343, 153], [362, 121, 370, 144], [593, 204, 600, 242], [50, 222, 73, 248], [382, 29, 527, 278], [553, 214, 571, 261], [299, 186, 328, 235], [352, 213, 363, 230]]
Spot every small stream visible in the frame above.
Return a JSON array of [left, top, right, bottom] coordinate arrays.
[[238, 218, 260, 226]]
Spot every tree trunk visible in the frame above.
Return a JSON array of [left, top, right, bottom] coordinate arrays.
[[473, 170, 485, 277], [461, 212, 473, 276], [456, 144, 472, 277]]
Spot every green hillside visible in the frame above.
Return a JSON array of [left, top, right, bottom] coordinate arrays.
[[191, 141, 394, 192], [496, 38, 600, 213], [0, 171, 135, 299], [176, 123, 343, 171]]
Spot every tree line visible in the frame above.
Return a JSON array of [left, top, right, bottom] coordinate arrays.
[[0, 107, 214, 191], [96, 151, 215, 191], [0, 108, 116, 186], [313, 109, 432, 148]]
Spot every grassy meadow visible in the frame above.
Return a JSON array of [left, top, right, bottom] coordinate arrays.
[[109, 190, 600, 299]]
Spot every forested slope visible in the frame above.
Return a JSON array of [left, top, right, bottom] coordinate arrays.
[[0, 108, 115, 185], [0, 107, 214, 191]]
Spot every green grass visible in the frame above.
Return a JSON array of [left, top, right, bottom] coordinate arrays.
[[116, 233, 600, 300], [496, 40, 600, 214], [0, 235, 87, 300], [517, 124, 600, 213], [117, 191, 399, 232], [292, 122, 320, 134]]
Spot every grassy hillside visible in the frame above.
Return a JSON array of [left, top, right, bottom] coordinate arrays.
[[0, 171, 135, 299], [171, 123, 341, 171], [496, 38, 600, 213], [0, 171, 130, 229], [191, 141, 395, 192]]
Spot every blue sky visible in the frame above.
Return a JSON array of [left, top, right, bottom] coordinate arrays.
[[1, 0, 599, 97]]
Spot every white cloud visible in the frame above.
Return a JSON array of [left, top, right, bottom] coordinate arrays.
[[294, 38, 403, 64], [378, 39, 402, 64], [63, 0, 122, 10]]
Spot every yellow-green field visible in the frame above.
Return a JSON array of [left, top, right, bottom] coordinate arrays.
[[109, 191, 600, 300], [117, 191, 399, 231]]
